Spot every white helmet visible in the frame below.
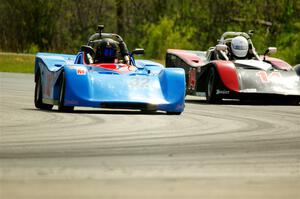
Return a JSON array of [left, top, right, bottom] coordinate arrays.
[[231, 36, 249, 58]]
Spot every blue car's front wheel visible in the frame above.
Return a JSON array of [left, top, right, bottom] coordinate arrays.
[[58, 72, 74, 112]]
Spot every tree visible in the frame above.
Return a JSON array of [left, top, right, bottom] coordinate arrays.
[[0, 0, 299, 64]]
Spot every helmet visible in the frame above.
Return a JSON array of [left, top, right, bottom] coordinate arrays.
[[231, 36, 249, 58], [95, 38, 118, 63]]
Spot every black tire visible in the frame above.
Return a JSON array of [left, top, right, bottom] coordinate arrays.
[[34, 73, 53, 110], [140, 110, 157, 114], [166, 111, 182, 115], [206, 67, 221, 103], [58, 72, 74, 112]]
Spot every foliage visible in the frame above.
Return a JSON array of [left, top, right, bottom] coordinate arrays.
[[141, 17, 195, 59], [0, 0, 299, 65], [276, 22, 300, 64]]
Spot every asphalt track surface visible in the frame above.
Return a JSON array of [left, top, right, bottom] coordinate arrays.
[[0, 72, 299, 199]]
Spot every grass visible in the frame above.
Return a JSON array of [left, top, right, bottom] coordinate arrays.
[[0, 52, 35, 73], [0, 52, 165, 74]]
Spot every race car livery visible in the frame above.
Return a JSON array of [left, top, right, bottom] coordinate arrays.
[[34, 25, 185, 114], [166, 31, 300, 104]]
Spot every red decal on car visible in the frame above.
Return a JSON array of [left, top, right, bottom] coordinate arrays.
[[77, 67, 86, 75], [188, 68, 196, 90], [256, 71, 282, 83]]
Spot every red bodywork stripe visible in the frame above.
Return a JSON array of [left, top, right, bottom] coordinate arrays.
[[82, 52, 134, 73], [213, 61, 239, 92], [92, 63, 118, 70], [90, 63, 135, 73]]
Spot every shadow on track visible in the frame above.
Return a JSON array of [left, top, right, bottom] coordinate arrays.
[[24, 108, 166, 115], [185, 98, 300, 106], [70, 109, 166, 115]]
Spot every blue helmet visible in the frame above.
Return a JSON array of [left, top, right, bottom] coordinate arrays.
[[95, 38, 118, 63]]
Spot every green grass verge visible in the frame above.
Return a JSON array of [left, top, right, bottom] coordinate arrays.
[[0, 52, 35, 73], [0, 52, 165, 74]]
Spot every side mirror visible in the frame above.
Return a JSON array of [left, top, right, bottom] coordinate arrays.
[[264, 47, 277, 56], [263, 47, 277, 60], [215, 44, 227, 51], [248, 30, 254, 37], [132, 48, 144, 55]]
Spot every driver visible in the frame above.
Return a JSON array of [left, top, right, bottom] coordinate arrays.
[[229, 36, 249, 60], [94, 38, 118, 63]]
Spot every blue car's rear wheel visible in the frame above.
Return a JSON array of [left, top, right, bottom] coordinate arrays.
[[58, 72, 74, 112], [34, 73, 53, 110]]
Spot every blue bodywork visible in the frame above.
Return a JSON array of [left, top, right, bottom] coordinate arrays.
[[34, 52, 185, 113]]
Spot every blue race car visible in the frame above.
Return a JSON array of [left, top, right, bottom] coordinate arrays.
[[34, 25, 185, 114]]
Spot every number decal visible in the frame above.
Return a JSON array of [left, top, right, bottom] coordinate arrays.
[[188, 68, 196, 90], [256, 71, 281, 83], [129, 77, 150, 88], [76, 67, 87, 75]]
